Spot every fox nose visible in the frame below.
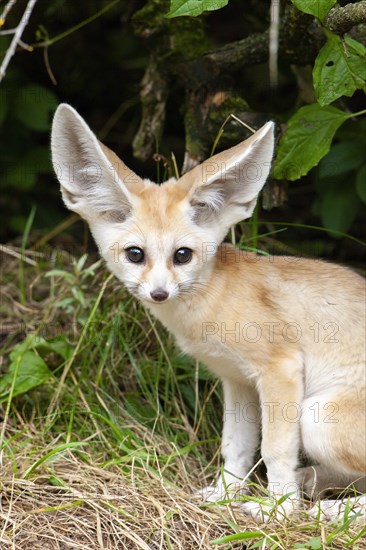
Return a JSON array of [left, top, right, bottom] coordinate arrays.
[[150, 288, 169, 302]]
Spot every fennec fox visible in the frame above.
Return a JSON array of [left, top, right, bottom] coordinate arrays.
[[51, 104, 366, 521]]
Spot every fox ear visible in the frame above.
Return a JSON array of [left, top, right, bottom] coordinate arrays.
[[182, 121, 274, 231], [51, 104, 143, 223]]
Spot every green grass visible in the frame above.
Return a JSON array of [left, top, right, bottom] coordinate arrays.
[[0, 229, 365, 549]]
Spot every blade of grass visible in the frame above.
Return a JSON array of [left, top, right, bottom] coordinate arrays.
[[34, 213, 79, 249], [19, 205, 36, 304], [22, 441, 86, 478], [345, 525, 366, 546], [252, 221, 366, 247], [210, 113, 256, 157], [211, 530, 265, 545], [32, 500, 84, 514]]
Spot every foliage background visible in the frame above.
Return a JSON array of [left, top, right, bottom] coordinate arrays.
[[0, 0, 365, 266]]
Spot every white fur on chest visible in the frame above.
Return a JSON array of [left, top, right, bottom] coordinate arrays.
[[146, 299, 257, 382]]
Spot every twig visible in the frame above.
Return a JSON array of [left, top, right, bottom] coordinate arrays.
[[18, 39, 33, 51], [0, 0, 17, 26], [0, 0, 38, 84], [0, 244, 37, 266], [0, 28, 16, 35], [43, 43, 57, 85]]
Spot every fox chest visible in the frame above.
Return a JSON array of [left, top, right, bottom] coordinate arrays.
[[149, 302, 263, 382], [171, 325, 257, 382]]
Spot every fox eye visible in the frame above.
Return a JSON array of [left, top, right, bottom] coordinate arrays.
[[174, 247, 193, 265], [126, 246, 144, 263]]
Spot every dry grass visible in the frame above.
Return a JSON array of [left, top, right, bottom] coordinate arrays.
[[1, 441, 233, 549], [1, 441, 365, 549]]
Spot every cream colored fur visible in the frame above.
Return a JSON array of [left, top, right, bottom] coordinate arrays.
[[51, 104, 366, 521]]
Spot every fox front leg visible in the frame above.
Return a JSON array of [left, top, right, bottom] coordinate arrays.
[[199, 379, 260, 502]]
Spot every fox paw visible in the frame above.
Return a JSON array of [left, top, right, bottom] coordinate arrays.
[[308, 496, 366, 521], [241, 497, 300, 523], [196, 477, 249, 503]]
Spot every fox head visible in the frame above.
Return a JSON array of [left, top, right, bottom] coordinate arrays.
[[51, 104, 274, 305]]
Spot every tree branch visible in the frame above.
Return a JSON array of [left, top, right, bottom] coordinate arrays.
[[177, 5, 318, 89], [325, 1, 366, 35], [132, 57, 169, 162], [0, 0, 38, 84]]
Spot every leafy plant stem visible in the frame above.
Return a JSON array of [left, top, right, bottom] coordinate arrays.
[[35, 0, 120, 48], [350, 108, 366, 118]]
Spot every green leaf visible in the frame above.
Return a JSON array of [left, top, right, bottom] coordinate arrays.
[[5, 162, 37, 191], [166, 0, 228, 18], [294, 538, 322, 550], [35, 337, 74, 361], [320, 186, 360, 234], [319, 141, 365, 179], [14, 84, 58, 131], [0, 335, 73, 402], [355, 164, 366, 204], [273, 104, 349, 180], [0, 351, 52, 402], [315, 173, 348, 195], [5, 147, 52, 190], [45, 269, 75, 284], [9, 334, 40, 361], [307, 537, 322, 549], [291, 0, 336, 21], [75, 253, 88, 272], [314, 34, 366, 106]]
